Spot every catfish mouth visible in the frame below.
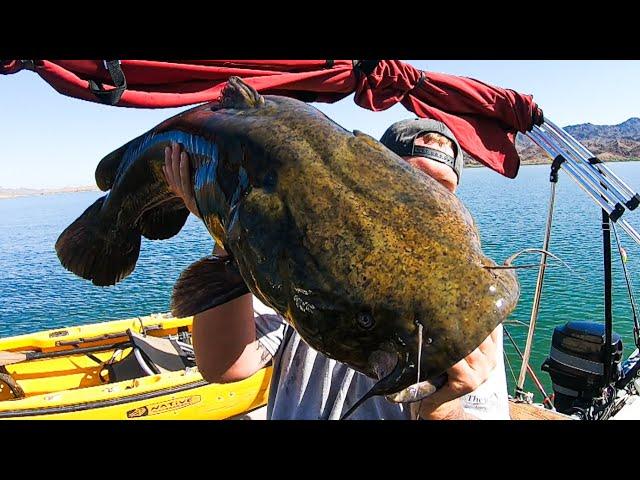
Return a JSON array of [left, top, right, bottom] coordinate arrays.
[[369, 349, 445, 404], [341, 339, 444, 419], [368, 349, 399, 382], [367, 348, 415, 396]]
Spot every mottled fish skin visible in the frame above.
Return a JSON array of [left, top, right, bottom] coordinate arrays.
[[57, 77, 519, 397], [181, 81, 518, 393]]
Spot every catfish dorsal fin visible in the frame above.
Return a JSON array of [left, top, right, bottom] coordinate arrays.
[[170, 255, 250, 318], [220, 76, 265, 109]]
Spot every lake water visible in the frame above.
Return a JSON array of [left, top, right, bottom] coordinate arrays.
[[2, 162, 640, 399]]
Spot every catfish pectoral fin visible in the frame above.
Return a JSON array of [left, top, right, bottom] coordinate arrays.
[[170, 255, 250, 318], [139, 204, 189, 240], [55, 196, 142, 286]]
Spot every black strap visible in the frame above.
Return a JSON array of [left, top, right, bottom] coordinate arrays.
[[19, 60, 38, 71], [532, 106, 545, 127], [352, 60, 380, 76], [88, 60, 127, 105], [413, 70, 426, 90], [550, 154, 566, 183], [411, 146, 456, 170], [0, 60, 38, 72]]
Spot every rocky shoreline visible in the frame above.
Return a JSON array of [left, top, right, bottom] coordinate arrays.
[[0, 185, 99, 200], [465, 156, 640, 169]]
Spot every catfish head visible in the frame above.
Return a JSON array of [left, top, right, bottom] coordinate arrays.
[[284, 252, 519, 417]]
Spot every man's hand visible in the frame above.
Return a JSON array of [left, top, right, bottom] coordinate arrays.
[[415, 325, 501, 420], [163, 142, 201, 219]]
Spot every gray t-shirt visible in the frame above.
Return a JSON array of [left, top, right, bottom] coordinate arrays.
[[253, 297, 510, 420]]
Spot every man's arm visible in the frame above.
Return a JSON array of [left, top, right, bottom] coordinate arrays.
[[192, 293, 273, 383], [415, 325, 501, 420], [164, 143, 272, 383]]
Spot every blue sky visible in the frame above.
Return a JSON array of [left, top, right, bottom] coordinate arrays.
[[2, 60, 640, 188]]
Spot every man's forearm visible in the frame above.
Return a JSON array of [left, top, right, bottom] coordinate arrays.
[[414, 399, 479, 420]]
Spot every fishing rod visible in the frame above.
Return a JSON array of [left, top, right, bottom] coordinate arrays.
[[513, 142, 558, 400], [529, 130, 621, 219], [530, 130, 622, 219], [612, 222, 640, 349], [530, 124, 640, 244], [544, 119, 639, 207], [0, 341, 133, 366], [540, 123, 633, 209]]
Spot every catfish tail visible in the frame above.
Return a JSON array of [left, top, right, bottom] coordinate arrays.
[[55, 196, 142, 286]]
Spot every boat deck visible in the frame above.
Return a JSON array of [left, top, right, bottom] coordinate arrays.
[[508, 400, 572, 420]]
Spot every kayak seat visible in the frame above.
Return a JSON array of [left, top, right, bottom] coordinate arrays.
[[105, 330, 196, 383]]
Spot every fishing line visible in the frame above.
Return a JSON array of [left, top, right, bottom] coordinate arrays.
[[502, 329, 518, 384], [486, 263, 562, 270], [503, 319, 530, 328], [612, 222, 640, 348], [503, 326, 554, 408], [416, 323, 423, 387], [484, 248, 588, 282], [415, 323, 423, 420]]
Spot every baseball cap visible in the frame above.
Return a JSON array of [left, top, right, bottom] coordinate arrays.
[[380, 118, 464, 184]]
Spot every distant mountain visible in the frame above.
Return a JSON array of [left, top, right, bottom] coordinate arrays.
[[564, 117, 640, 141], [465, 117, 640, 167]]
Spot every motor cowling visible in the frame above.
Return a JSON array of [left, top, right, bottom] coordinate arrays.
[[542, 321, 623, 417]]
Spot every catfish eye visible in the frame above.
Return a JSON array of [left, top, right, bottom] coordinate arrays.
[[357, 312, 375, 330]]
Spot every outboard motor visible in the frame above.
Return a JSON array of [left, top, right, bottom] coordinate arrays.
[[542, 321, 623, 419]]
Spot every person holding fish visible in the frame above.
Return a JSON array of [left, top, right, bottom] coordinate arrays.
[[163, 117, 508, 420]]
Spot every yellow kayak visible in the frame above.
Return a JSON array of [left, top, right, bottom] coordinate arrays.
[[0, 313, 271, 419]]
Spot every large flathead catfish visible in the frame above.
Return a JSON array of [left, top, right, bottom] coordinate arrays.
[[56, 77, 519, 404]]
